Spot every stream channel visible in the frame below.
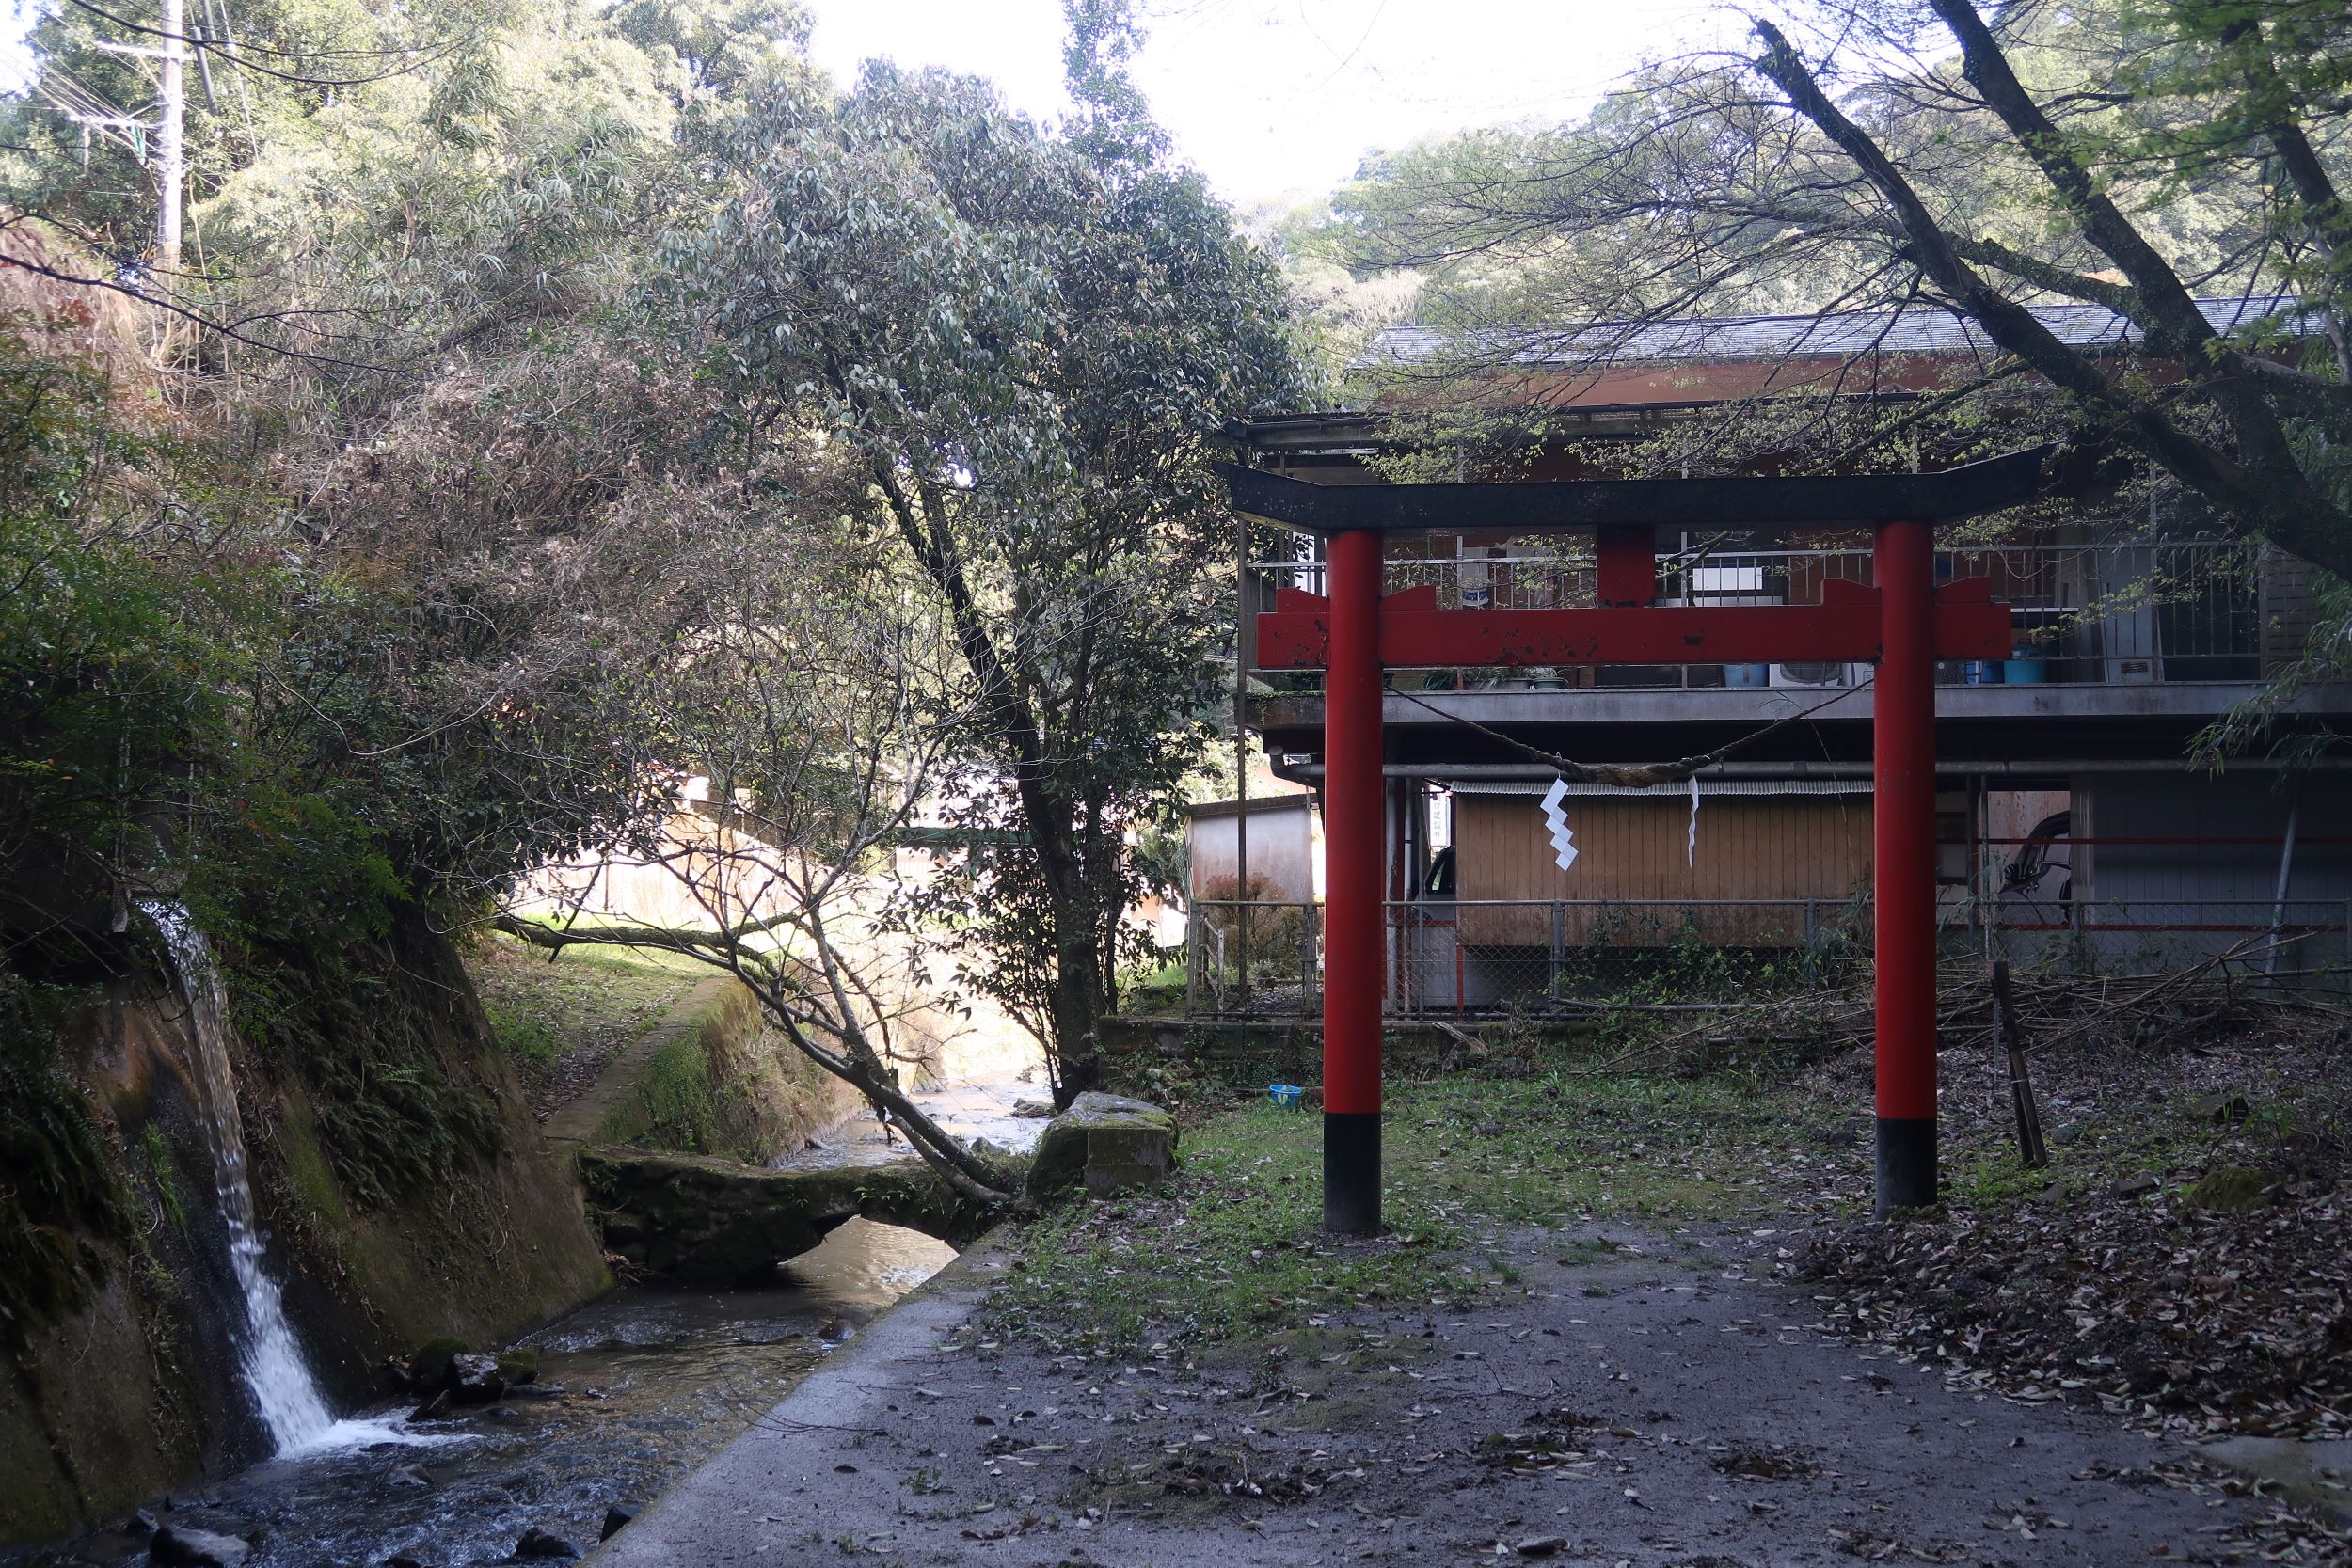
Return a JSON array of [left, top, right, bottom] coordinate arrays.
[[17, 911, 1045, 1568]]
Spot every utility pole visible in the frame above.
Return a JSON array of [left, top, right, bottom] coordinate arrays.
[[87, 0, 188, 275], [156, 0, 185, 273]]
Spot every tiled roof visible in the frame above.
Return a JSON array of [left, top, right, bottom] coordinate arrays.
[[1364, 296, 2311, 369]]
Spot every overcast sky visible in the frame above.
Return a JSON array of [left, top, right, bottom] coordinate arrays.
[[3, 0, 1739, 210], [802, 0, 1735, 209]]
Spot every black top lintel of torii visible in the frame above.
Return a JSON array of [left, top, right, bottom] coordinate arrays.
[[1216, 445, 2055, 535]]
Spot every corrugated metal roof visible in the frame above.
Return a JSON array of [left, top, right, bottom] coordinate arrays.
[[1365, 296, 2311, 369], [1451, 779, 1871, 797], [1185, 795, 1316, 818]]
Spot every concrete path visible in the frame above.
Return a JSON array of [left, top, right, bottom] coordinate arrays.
[[540, 975, 734, 1149], [586, 1226, 2292, 1567]]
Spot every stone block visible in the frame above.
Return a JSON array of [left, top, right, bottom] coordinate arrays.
[[1027, 1092, 1178, 1197]]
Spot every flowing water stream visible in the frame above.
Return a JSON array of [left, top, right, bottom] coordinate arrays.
[[143, 901, 340, 1453], [18, 915, 988, 1565], [8, 1219, 956, 1568]]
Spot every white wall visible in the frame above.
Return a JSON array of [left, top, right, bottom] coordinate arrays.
[[1189, 800, 1319, 902]]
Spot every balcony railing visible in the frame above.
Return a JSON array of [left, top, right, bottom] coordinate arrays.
[[1250, 538, 2292, 689], [1181, 896, 2351, 1017]]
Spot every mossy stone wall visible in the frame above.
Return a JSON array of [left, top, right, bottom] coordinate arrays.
[[0, 915, 612, 1547]]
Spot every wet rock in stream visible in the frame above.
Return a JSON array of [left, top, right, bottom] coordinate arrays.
[[147, 1527, 249, 1568], [446, 1354, 506, 1405], [510, 1528, 579, 1560]]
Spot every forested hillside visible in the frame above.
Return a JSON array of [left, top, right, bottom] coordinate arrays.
[[0, 0, 1302, 1533]]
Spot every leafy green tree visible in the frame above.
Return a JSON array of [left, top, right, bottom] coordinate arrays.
[[0, 325, 274, 946], [669, 15, 1306, 1103]]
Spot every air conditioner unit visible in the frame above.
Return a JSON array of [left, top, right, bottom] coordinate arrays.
[[1769, 661, 1862, 689]]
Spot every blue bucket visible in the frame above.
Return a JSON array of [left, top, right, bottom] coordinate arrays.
[[1963, 659, 2005, 685], [1267, 1084, 1304, 1109]]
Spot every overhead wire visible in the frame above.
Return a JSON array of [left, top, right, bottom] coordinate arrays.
[[1389, 671, 1874, 787]]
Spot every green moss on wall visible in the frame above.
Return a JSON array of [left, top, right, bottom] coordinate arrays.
[[230, 915, 505, 1211], [270, 1090, 354, 1239], [622, 1032, 731, 1153], [612, 983, 860, 1165], [0, 976, 129, 1344], [135, 1124, 186, 1238]]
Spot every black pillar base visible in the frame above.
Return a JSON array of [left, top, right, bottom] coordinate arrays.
[[1874, 1117, 1937, 1215], [1323, 1111, 1381, 1235]]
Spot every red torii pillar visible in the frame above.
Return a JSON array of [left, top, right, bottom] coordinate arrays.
[[1322, 530, 1386, 1232], [1872, 518, 1938, 1210]]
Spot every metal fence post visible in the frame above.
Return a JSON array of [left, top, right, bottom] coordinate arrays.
[[1549, 900, 1565, 1002], [1302, 902, 1315, 1012], [1184, 911, 1198, 1018]]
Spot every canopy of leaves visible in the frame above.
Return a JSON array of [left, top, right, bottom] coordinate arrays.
[[667, 52, 1308, 1087], [1325, 1, 2351, 577]]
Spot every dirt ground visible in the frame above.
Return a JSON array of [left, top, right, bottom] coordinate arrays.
[[585, 1223, 2331, 1568], [587, 990, 2351, 1568]]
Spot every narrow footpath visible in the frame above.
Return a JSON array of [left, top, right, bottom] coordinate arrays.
[[539, 974, 733, 1148], [587, 1225, 2291, 1567]]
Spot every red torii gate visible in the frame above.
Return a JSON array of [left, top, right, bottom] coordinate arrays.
[[1218, 450, 2050, 1231]]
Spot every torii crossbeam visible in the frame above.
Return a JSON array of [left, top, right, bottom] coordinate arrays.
[[1219, 449, 2051, 1231]]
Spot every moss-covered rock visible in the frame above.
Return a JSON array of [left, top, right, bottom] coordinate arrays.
[[495, 1347, 538, 1386], [1026, 1092, 1179, 1197], [577, 1147, 999, 1282], [406, 1337, 472, 1389], [2185, 1165, 2278, 1213]]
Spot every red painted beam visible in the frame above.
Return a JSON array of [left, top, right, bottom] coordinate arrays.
[[1258, 578, 2011, 669]]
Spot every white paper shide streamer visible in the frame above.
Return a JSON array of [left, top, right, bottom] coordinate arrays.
[[1540, 778, 1578, 871], [1687, 775, 1700, 867]]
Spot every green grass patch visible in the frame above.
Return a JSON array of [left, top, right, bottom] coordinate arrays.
[[994, 1063, 1835, 1354], [1120, 959, 1187, 1014], [1939, 1074, 2312, 1216], [484, 1000, 559, 1070], [469, 935, 695, 1095]]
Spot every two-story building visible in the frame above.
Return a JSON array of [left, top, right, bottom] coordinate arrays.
[[1213, 300, 2352, 1011]]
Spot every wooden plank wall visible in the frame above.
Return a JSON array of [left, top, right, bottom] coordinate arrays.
[[1454, 792, 1873, 945]]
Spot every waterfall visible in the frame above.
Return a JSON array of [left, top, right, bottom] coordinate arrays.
[[144, 901, 338, 1453]]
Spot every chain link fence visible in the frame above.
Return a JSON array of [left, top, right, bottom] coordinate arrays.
[[1182, 896, 2352, 1017]]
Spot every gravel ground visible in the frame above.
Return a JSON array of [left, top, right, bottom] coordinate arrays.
[[587, 992, 2352, 1568], [586, 1226, 2321, 1568]]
